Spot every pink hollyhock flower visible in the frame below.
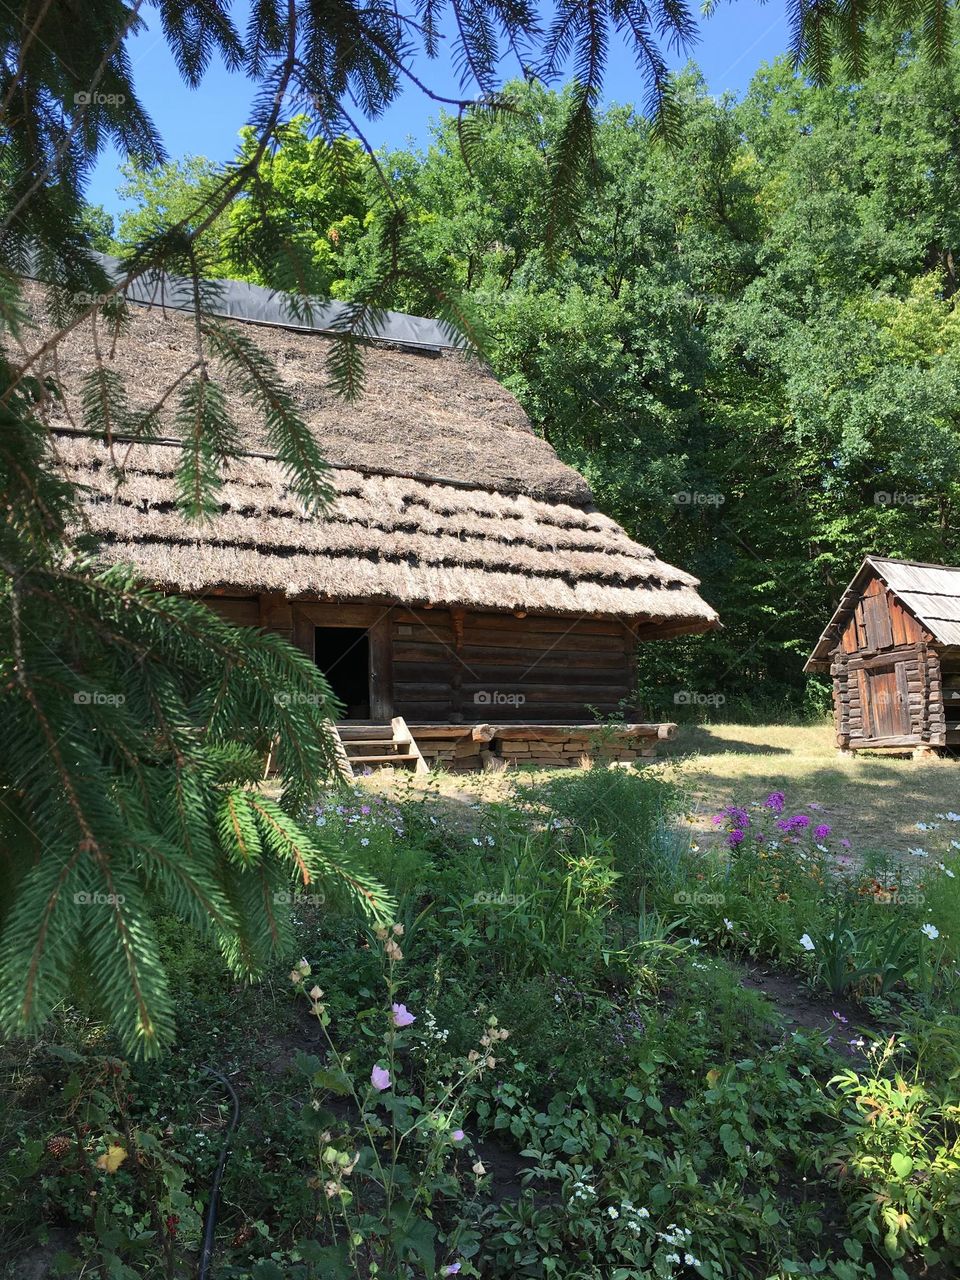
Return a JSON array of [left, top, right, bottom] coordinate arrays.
[[442, 1266, 462, 1276], [452, 1129, 465, 1141], [391, 1003, 416, 1028], [370, 1065, 391, 1091], [814, 824, 831, 839]]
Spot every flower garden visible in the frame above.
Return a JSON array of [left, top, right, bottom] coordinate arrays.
[[2, 764, 959, 1279]]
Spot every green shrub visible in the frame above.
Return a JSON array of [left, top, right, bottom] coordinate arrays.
[[821, 1038, 960, 1267], [530, 765, 685, 912]]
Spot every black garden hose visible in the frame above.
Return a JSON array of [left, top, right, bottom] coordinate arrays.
[[197, 1068, 240, 1280]]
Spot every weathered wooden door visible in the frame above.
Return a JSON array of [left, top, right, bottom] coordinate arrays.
[[291, 603, 394, 721], [861, 663, 911, 739]]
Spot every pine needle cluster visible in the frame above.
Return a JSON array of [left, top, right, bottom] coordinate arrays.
[[0, 0, 947, 1052]]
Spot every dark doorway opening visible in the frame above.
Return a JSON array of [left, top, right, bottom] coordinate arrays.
[[314, 627, 370, 719]]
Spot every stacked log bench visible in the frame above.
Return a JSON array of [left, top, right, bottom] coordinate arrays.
[[409, 722, 677, 771]]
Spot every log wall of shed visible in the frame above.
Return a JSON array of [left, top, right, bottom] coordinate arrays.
[[828, 575, 944, 748], [938, 649, 960, 743], [194, 592, 640, 723]]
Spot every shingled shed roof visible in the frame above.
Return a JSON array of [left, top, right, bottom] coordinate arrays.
[[32, 276, 718, 629], [805, 556, 960, 671]]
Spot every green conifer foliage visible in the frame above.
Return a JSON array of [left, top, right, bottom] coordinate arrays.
[[0, 0, 951, 1051]]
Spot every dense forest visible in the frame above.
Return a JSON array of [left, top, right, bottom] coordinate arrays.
[[102, 34, 960, 717]]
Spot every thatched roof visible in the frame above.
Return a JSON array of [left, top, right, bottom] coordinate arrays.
[[805, 556, 960, 671], [31, 280, 718, 628], [32, 280, 589, 506]]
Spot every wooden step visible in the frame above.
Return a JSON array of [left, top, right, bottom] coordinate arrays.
[[337, 724, 393, 741], [348, 747, 419, 757], [328, 717, 429, 778]]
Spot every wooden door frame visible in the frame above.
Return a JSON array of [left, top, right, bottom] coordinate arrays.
[[859, 659, 911, 740], [291, 601, 395, 720]]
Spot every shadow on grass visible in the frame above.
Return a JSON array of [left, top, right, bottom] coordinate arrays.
[[660, 725, 792, 758]]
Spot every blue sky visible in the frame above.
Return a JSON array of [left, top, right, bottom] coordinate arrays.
[[88, 1, 791, 217]]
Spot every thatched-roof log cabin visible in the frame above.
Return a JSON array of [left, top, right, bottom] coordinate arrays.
[[35, 271, 719, 771], [805, 556, 960, 755]]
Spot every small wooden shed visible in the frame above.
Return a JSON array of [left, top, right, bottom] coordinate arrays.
[[32, 270, 719, 771], [805, 556, 960, 754]]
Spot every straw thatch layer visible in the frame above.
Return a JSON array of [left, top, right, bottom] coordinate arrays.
[[57, 432, 718, 624], [28, 280, 717, 627], [28, 281, 590, 505]]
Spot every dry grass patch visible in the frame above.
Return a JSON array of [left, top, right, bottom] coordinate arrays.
[[310, 720, 960, 858], [655, 721, 960, 854]]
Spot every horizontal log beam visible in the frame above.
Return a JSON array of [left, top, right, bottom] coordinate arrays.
[[488, 722, 676, 741], [393, 721, 677, 741]]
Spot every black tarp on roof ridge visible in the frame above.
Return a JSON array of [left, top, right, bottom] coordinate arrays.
[[38, 252, 463, 352]]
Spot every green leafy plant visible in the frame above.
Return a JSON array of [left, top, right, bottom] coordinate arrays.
[[822, 1038, 960, 1266], [290, 928, 509, 1278]]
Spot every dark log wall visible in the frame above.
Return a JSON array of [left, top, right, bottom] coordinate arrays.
[[199, 592, 293, 640], [194, 593, 639, 723], [939, 649, 960, 745], [391, 607, 638, 722], [829, 575, 942, 749]]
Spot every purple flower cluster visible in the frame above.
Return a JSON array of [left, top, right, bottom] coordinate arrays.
[[713, 805, 751, 829], [776, 814, 811, 832], [712, 792, 846, 859], [608, 1000, 646, 1048], [553, 975, 587, 1007], [712, 804, 752, 849]]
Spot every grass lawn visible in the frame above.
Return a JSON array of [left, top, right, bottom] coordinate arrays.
[[370, 719, 960, 856], [656, 721, 960, 853]]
